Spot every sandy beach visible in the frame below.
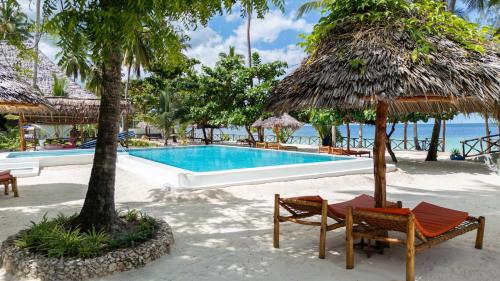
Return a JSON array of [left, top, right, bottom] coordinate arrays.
[[0, 151, 499, 281]]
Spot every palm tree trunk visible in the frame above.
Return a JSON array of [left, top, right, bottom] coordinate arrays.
[[449, 0, 457, 12], [413, 122, 422, 150], [425, 119, 441, 161], [357, 123, 363, 148], [346, 123, 350, 151], [245, 125, 256, 146], [32, 0, 41, 87], [403, 122, 408, 150], [332, 125, 337, 147], [485, 113, 491, 152], [76, 43, 122, 231], [441, 120, 446, 152], [246, 7, 252, 68], [123, 65, 132, 148]]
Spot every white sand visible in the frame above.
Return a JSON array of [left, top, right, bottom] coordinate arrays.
[[1, 151, 499, 281]]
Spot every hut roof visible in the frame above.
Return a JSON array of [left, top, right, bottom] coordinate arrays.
[[252, 113, 303, 129], [23, 97, 130, 125], [266, 23, 500, 114], [0, 69, 52, 113], [0, 41, 95, 99]]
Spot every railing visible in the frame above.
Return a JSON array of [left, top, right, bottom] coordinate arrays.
[[188, 133, 443, 151], [461, 134, 499, 158]]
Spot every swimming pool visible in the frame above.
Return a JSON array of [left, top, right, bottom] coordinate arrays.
[[128, 146, 350, 172], [7, 149, 95, 158]]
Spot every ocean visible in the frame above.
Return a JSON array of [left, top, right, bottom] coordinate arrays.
[[214, 122, 499, 151]]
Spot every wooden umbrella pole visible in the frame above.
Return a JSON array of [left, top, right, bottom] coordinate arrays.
[[346, 122, 351, 151], [374, 101, 388, 208]]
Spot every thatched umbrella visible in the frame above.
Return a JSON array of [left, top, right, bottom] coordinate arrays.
[[267, 23, 500, 207], [0, 72, 52, 114], [252, 113, 303, 143]]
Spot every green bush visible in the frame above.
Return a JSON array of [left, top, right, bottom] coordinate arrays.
[[0, 126, 20, 151], [128, 138, 157, 147], [16, 211, 158, 259]]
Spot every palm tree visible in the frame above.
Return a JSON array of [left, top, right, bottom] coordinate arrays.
[[296, 0, 329, 18], [0, 0, 29, 42], [51, 74, 69, 97], [57, 47, 90, 82], [238, 0, 284, 67], [154, 90, 177, 146]]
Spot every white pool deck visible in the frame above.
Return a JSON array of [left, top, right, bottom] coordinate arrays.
[[0, 146, 395, 188]]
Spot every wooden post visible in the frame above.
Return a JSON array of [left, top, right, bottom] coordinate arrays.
[[484, 113, 491, 152], [403, 122, 408, 150], [441, 120, 446, 152], [275, 127, 280, 143], [345, 206, 354, 269], [332, 125, 337, 147], [475, 216, 485, 249], [374, 101, 388, 208], [406, 214, 416, 281], [273, 194, 280, 248], [19, 114, 25, 151], [319, 199, 328, 259]]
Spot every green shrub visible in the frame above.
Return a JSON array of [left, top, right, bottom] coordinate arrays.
[[0, 126, 20, 151], [128, 138, 157, 147], [450, 148, 461, 156], [16, 211, 158, 259]]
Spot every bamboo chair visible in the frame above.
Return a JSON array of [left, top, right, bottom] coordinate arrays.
[[256, 142, 268, 149], [0, 171, 18, 197], [345, 203, 485, 281], [274, 194, 401, 259]]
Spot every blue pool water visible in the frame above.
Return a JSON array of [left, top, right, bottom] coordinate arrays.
[[129, 146, 351, 172], [7, 149, 95, 158]]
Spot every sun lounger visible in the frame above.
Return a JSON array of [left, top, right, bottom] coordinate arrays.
[[80, 131, 135, 149], [273, 194, 401, 259], [267, 143, 282, 150], [345, 202, 485, 281], [0, 170, 18, 197], [318, 146, 331, 153], [256, 142, 268, 149]]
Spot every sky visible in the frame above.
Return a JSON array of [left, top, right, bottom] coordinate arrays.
[[19, 0, 493, 124]]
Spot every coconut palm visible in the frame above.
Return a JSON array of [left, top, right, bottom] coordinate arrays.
[[51, 74, 69, 97], [153, 90, 177, 146], [57, 47, 90, 82], [296, 0, 329, 18], [0, 0, 29, 42], [237, 0, 284, 67]]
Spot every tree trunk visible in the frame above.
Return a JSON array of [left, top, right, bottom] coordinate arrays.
[[403, 122, 408, 150], [413, 122, 422, 151], [245, 125, 256, 146], [357, 123, 363, 148], [386, 122, 398, 163], [32, 0, 41, 88], [332, 125, 337, 147], [485, 113, 490, 152], [425, 119, 441, 161], [76, 44, 122, 232], [246, 7, 252, 68], [449, 0, 457, 12], [210, 128, 214, 144], [258, 127, 264, 142], [163, 129, 170, 146], [374, 101, 388, 208], [171, 128, 177, 143], [441, 120, 446, 152], [346, 122, 350, 151], [201, 127, 209, 145], [123, 65, 132, 148]]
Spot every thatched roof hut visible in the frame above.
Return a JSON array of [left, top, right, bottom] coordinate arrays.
[[252, 113, 303, 129], [23, 97, 130, 125], [0, 70, 52, 113], [266, 20, 500, 208], [0, 41, 94, 99], [267, 26, 500, 114]]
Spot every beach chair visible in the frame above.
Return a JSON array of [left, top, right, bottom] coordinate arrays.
[[273, 194, 401, 259], [345, 202, 485, 281], [0, 170, 18, 197], [318, 146, 331, 153], [267, 143, 282, 150], [344, 149, 371, 158], [256, 142, 268, 149]]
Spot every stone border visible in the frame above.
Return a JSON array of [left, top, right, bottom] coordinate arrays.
[[0, 219, 174, 281]]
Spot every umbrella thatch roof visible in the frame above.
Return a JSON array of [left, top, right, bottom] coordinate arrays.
[[252, 113, 303, 129], [266, 23, 500, 114], [0, 69, 52, 113], [0, 41, 94, 99], [23, 97, 131, 125]]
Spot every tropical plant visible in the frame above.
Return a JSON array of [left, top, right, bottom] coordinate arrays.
[[0, 0, 29, 43], [296, 0, 329, 18], [450, 148, 461, 156], [152, 90, 178, 146], [0, 125, 20, 151], [42, 0, 237, 232], [51, 74, 69, 97]]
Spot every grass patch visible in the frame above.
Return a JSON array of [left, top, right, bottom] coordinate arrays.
[[15, 211, 159, 259]]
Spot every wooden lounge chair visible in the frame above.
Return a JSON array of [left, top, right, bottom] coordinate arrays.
[[0, 170, 18, 197], [267, 143, 282, 150], [256, 142, 268, 149], [318, 146, 331, 153], [344, 149, 371, 158], [345, 202, 485, 281], [273, 194, 401, 259]]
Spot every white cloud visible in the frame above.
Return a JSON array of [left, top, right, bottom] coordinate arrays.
[[185, 10, 312, 70]]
